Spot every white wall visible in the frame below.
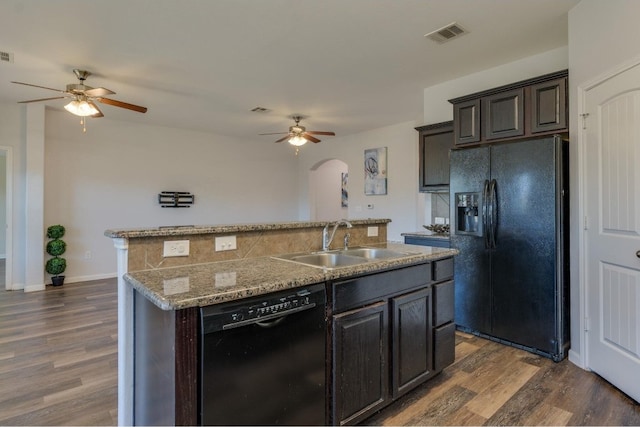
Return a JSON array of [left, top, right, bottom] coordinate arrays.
[[296, 121, 420, 242], [43, 109, 299, 282], [567, 0, 640, 367], [0, 103, 26, 288], [309, 159, 348, 221], [0, 154, 6, 258]]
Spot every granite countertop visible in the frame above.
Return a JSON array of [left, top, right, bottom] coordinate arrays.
[[105, 218, 391, 239], [401, 230, 451, 240], [125, 242, 458, 310]]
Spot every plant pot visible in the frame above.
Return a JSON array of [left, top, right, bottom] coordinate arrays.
[[51, 275, 65, 287]]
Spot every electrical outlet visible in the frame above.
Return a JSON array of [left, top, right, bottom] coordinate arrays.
[[84, 250, 92, 260], [215, 235, 237, 251], [367, 226, 379, 237], [163, 240, 190, 257]]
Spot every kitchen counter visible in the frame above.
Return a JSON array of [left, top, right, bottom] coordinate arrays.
[[125, 242, 457, 310], [106, 219, 453, 425]]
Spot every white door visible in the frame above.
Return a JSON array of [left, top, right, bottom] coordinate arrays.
[[584, 62, 640, 403]]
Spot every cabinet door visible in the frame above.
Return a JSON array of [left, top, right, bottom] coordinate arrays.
[[418, 123, 454, 190], [332, 302, 389, 425], [453, 99, 481, 145], [530, 77, 567, 133], [483, 88, 525, 140], [391, 287, 433, 399]]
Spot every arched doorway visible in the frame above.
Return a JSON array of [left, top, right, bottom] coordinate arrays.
[[309, 159, 348, 221]]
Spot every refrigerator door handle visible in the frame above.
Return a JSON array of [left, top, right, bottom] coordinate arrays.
[[489, 179, 498, 248], [482, 179, 490, 249]]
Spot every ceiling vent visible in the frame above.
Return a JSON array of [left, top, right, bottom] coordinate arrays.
[[0, 51, 14, 63], [424, 22, 468, 44]]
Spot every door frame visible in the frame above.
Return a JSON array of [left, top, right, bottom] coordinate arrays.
[[577, 53, 640, 370], [0, 145, 13, 290]]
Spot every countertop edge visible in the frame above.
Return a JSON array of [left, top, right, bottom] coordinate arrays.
[[105, 219, 391, 239]]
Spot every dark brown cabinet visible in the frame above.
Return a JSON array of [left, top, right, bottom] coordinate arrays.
[[332, 302, 389, 425], [391, 288, 432, 398], [453, 99, 480, 145], [484, 88, 525, 140], [330, 259, 455, 425], [450, 70, 568, 146], [416, 121, 454, 191], [530, 77, 567, 133]]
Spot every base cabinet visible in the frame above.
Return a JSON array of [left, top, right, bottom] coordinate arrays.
[[332, 302, 389, 425], [330, 260, 455, 425], [391, 287, 433, 399]]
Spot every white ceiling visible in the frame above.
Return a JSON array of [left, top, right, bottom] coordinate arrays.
[[0, 0, 579, 141]]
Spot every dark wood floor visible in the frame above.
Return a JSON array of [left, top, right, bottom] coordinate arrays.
[[1, 279, 639, 425], [0, 279, 117, 425], [363, 332, 640, 426]]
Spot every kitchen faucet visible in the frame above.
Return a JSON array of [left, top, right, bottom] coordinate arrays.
[[322, 220, 353, 251]]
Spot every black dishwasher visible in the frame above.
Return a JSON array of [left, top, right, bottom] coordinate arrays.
[[200, 283, 326, 425]]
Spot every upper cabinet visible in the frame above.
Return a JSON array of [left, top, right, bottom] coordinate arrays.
[[449, 70, 568, 146], [415, 121, 454, 192]]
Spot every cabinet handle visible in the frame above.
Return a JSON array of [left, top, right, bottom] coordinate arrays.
[[637, 250, 640, 259]]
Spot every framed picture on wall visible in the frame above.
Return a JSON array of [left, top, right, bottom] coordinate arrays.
[[364, 147, 387, 195], [341, 172, 348, 207]]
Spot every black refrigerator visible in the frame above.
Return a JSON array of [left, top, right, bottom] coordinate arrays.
[[449, 136, 569, 361]]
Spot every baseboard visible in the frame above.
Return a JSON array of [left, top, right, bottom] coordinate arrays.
[[64, 272, 118, 284], [568, 349, 586, 370]]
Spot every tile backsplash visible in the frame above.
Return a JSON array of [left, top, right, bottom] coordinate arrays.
[[431, 192, 450, 224]]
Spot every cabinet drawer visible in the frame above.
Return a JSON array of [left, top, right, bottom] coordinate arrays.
[[333, 264, 431, 312], [434, 322, 456, 372], [433, 257, 454, 281], [433, 280, 454, 326]]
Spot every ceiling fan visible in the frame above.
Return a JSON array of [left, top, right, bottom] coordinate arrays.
[[259, 115, 335, 146], [11, 69, 147, 131]]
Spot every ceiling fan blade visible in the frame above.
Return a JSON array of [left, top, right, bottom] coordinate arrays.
[[302, 133, 321, 143], [85, 87, 116, 97], [259, 132, 289, 136], [17, 96, 68, 103], [97, 97, 147, 113], [306, 131, 335, 136], [275, 135, 291, 143], [11, 81, 67, 94], [89, 101, 104, 118]]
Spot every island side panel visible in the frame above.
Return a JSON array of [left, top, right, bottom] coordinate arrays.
[[133, 289, 200, 426], [175, 307, 199, 426]]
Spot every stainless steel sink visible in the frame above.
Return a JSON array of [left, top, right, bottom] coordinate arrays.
[[338, 247, 409, 259], [275, 252, 369, 269], [273, 246, 413, 269]]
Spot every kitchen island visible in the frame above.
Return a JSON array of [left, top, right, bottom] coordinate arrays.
[[106, 220, 458, 425]]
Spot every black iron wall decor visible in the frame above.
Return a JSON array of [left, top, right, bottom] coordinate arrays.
[[158, 191, 194, 208]]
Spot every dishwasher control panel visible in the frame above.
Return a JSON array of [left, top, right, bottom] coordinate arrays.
[[201, 284, 325, 333], [235, 290, 311, 321]]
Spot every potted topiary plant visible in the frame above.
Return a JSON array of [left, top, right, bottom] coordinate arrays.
[[45, 224, 67, 286]]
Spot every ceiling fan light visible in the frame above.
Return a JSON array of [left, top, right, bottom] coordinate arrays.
[[288, 135, 307, 146], [64, 99, 99, 117]]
